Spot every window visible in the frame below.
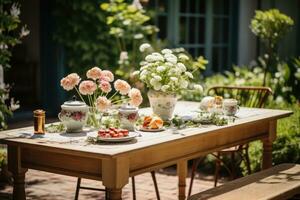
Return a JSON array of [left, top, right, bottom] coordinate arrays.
[[148, 0, 239, 73]]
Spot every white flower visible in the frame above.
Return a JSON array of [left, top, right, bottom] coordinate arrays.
[[140, 70, 149, 77], [10, 3, 20, 18], [179, 54, 189, 61], [153, 82, 162, 90], [164, 53, 178, 64], [165, 62, 174, 68], [177, 63, 186, 72], [139, 43, 151, 52], [185, 72, 193, 79], [194, 84, 203, 93], [168, 68, 177, 75], [140, 61, 148, 66], [132, 71, 140, 76], [153, 75, 162, 81], [119, 51, 128, 61], [180, 80, 188, 89], [132, 0, 143, 10], [20, 26, 30, 37], [165, 56, 177, 64], [152, 52, 164, 62], [140, 75, 147, 80], [0, 44, 8, 50], [10, 98, 20, 111], [123, 19, 131, 25], [161, 85, 170, 92], [145, 55, 156, 62], [170, 77, 178, 82], [134, 33, 144, 39], [157, 66, 166, 72], [161, 49, 173, 54]]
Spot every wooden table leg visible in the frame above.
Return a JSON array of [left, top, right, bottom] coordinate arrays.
[[106, 188, 122, 200], [102, 157, 129, 200], [178, 160, 187, 200], [262, 139, 273, 170], [262, 121, 277, 170], [7, 145, 27, 200]]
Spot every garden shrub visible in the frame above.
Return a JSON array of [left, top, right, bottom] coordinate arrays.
[[52, 0, 118, 75]]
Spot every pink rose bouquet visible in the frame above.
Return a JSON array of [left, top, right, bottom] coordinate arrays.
[[60, 67, 143, 127]]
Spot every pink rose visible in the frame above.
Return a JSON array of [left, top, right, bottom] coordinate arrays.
[[60, 73, 81, 91], [100, 81, 112, 93], [96, 96, 111, 111], [114, 79, 131, 95], [86, 66, 102, 80], [100, 70, 114, 82], [128, 88, 143, 107], [79, 80, 97, 95]]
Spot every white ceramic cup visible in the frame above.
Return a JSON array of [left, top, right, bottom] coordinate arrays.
[[223, 99, 239, 116]]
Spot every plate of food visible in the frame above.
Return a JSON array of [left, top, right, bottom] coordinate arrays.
[[97, 127, 138, 142], [139, 116, 165, 132]]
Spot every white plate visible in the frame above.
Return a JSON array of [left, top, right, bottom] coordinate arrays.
[[97, 132, 138, 142], [138, 127, 166, 132]]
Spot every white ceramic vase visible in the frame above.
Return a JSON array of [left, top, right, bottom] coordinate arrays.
[[147, 90, 177, 120]]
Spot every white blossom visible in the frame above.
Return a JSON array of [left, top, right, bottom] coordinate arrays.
[[177, 63, 186, 72], [20, 26, 30, 37], [139, 43, 151, 52], [134, 33, 144, 39], [179, 54, 189, 61], [10, 98, 20, 111], [161, 85, 170, 92], [170, 77, 178, 82], [119, 51, 128, 61], [193, 84, 203, 93], [185, 72, 193, 79], [165, 55, 177, 64], [10, 3, 20, 18], [145, 55, 156, 62], [156, 66, 166, 72], [180, 80, 188, 89], [132, 71, 140, 76], [132, 0, 143, 10], [153, 75, 162, 81], [161, 49, 173, 54]]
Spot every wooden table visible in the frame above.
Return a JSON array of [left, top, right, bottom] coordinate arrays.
[[0, 102, 292, 200]]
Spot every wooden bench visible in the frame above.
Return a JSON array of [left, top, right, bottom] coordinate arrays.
[[188, 164, 300, 200]]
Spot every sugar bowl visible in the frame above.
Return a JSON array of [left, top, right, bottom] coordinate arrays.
[[118, 104, 139, 131], [58, 98, 89, 133]]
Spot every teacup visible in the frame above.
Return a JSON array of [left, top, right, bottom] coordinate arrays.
[[223, 99, 239, 116]]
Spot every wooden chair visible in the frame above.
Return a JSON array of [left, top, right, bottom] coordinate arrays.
[[75, 171, 160, 200], [188, 86, 273, 197]]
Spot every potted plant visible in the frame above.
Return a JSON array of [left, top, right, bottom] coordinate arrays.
[[133, 44, 208, 120]]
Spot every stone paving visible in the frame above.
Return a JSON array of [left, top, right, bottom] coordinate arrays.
[[0, 167, 225, 200]]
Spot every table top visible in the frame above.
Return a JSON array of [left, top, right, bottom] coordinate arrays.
[[0, 101, 292, 158]]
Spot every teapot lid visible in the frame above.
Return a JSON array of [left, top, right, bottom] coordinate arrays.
[[63, 96, 86, 106], [119, 104, 137, 111]]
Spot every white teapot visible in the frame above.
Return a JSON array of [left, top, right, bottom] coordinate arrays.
[[58, 98, 89, 133]]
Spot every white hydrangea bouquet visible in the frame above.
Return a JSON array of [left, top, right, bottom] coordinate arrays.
[[133, 43, 208, 120], [134, 43, 205, 93]]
